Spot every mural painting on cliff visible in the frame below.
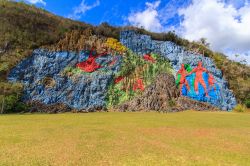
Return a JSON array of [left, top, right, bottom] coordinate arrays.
[[8, 48, 123, 111], [176, 62, 220, 106], [8, 31, 236, 111], [120, 30, 236, 111], [106, 51, 171, 107], [76, 48, 108, 73]]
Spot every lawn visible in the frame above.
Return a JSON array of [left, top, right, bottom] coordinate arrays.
[[0, 111, 250, 166]]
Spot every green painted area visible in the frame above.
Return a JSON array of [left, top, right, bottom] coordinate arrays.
[[106, 51, 173, 107], [62, 66, 85, 75], [62, 65, 114, 76], [0, 111, 250, 165], [175, 64, 194, 88], [184, 64, 192, 72], [176, 74, 181, 88]]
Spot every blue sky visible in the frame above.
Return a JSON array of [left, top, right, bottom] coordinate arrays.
[[19, 0, 250, 64], [29, 0, 190, 27]]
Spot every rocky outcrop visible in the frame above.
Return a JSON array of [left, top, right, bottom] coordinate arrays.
[[7, 30, 236, 112], [8, 49, 122, 110], [119, 73, 179, 111], [28, 101, 71, 113], [176, 97, 219, 111], [120, 30, 236, 111], [119, 73, 218, 112]]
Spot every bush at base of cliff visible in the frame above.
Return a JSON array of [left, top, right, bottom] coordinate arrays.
[[0, 95, 17, 113], [244, 99, 250, 108], [0, 95, 29, 113], [13, 102, 29, 113], [233, 104, 247, 113], [0, 82, 25, 113]]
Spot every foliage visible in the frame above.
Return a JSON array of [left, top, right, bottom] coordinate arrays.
[[0, 82, 24, 113], [0, 0, 88, 50], [45, 29, 107, 52], [211, 52, 250, 105], [233, 104, 247, 113], [168, 99, 176, 107], [94, 22, 120, 39], [244, 99, 250, 108], [13, 102, 29, 112]]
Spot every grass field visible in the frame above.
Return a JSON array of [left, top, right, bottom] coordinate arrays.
[[0, 111, 250, 166]]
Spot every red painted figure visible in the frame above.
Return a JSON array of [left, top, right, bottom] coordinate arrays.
[[177, 64, 190, 95], [188, 61, 209, 96], [208, 73, 216, 90], [77, 48, 107, 73], [133, 79, 145, 91]]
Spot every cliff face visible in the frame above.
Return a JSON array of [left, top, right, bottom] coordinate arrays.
[[1, 1, 248, 113], [120, 31, 237, 111], [8, 49, 122, 111], [118, 73, 219, 112], [7, 31, 236, 112]]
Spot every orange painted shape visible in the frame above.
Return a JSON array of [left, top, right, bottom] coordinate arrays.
[[143, 54, 156, 63], [133, 79, 145, 91]]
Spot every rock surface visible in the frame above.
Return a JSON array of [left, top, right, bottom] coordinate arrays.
[[176, 97, 219, 111], [119, 73, 218, 112], [120, 30, 236, 111], [28, 101, 71, 113], [7, 31, 236, 111], [8, 49, 122, 110], [119, 73, 178, 111]]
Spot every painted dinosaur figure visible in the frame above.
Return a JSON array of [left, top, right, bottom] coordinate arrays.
[[76, 48, 107, 73], [188, 61, 209, 96], [177, 64, 190, 95]]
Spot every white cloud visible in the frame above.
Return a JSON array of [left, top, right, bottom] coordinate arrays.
[[68, 0, 100, 20], [179, 0, 250, 65], [226, 50, 250, 65], [224, 0, 247, 8], [25, 0, 46, 6], [128, 1, 163, 32], [158, 0, 191, 26]]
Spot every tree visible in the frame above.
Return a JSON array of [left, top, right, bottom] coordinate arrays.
[[199, 38, 210, 47]]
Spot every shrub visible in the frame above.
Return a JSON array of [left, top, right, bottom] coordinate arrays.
[[244, 99, 250, 108], [168, 100, 176, 107], [233, 104, 247, 113], [14, 102, 29, 112], [0, 95, 18, 113]]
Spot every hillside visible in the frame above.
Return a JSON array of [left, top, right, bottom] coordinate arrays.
[[0, 0, 249, 112]]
